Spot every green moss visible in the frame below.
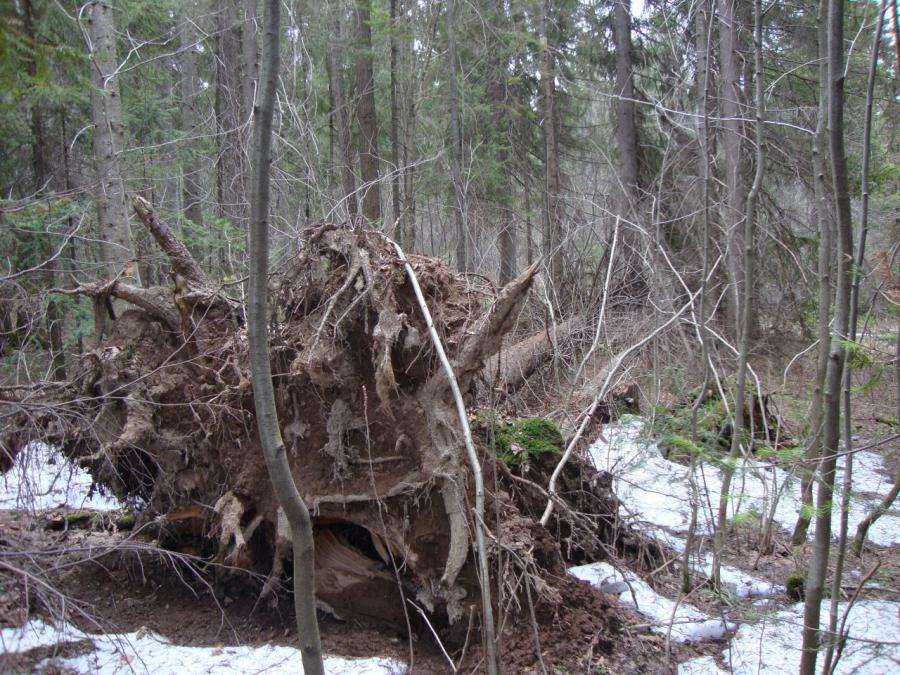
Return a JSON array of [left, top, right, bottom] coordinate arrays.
[[650, 398, 730, 464], [786, 570, 805, 600], [474, 413, 563, 466], [115, 513, 136, 530], [649, 384, 788, 466], [64, 511, 97, 527]]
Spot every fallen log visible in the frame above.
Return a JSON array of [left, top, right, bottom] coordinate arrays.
[[489, 316, 582, 392]]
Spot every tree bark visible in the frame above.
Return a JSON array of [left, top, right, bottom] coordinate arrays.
[[85, 0, 140, 299], [25, 0, 66, 380], [328, 15, 358, 219], [486, 6, 515, 286], [24, 0, 50, 194], [611, 0, 647, 299], [490, 316, 580, 392], [800, 0, 854, 670], [716, 0, 745, 336], [178, 7, 204, 230], [823, 4, 889, 670], [447, 0, 468, 272], [712, 0, 765, 588], [214, 0, 247, 230], [792, 0, 832, 547], [390, 0, 402, 236], [541, 0, 563, 293], [354, 0, 381, 223], [613, 0, 639, 210], [247, 2, 323, 673], [683, 0, 713, 594], [240, 0, 258, 120]]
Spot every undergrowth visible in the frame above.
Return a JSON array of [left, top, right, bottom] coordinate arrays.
[[648, 387, 793, 466]]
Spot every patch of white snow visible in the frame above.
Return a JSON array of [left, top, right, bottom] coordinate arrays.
[[0, 443, 121, 512], [589, 417, 899, 547], [680, 600, 900, 674], [0, 620, 406, 674], [570, 562, 736, 643]]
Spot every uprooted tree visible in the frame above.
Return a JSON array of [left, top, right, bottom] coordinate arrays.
[[1, 205, 647, 658]]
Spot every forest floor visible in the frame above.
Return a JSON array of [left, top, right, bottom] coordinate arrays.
[[1, 338, 898, 673]]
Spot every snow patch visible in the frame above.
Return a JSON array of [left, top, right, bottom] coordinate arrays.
[[584, 419, 900, 674], [677, 655, 728, 674], [0, 443, 121, 512], [680, 600, 900, 674], [0, 620, 406, 674], [570, 562, 736, 643], [640, 527, 778, 599], [589, 417, 899, 547]]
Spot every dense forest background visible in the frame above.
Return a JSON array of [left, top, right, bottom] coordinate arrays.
[[1, 0, 896, 357], [0, 0, 898, 673]]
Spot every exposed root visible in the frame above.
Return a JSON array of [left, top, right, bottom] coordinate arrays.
[[260, 507, 291, 602], [3, 221, 629, 650], [213, 491, 251, 569]]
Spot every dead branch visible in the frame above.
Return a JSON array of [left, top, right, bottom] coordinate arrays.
[[130, 195, 213, 288]]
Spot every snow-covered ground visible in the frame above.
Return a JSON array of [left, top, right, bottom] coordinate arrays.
[[570, 562, 737, 643], [588, 416, 899, 548], [0, 443, 121, 512], [572, 417, 900, 674], [0, 620, 405, 674], [679, 601, 900, 675]]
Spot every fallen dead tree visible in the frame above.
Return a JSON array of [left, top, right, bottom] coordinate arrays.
[[489, 315, 582, 393], [1, 215, 654, 664]]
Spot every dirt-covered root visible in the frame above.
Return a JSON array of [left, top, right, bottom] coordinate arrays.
[[1, 216, 664, 666], [2, 222, 554, 633]]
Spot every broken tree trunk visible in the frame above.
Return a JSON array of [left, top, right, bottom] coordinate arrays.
[[488, 316, 581, 393]]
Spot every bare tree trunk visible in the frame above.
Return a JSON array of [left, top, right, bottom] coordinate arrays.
[[247, 2, 323, 673], [402, 94, 417, 249], [717, 0, 745, 337], [800, 0, 854, 669], [486, 10, 515, 285], [241, 0, 257, 119], [398, 8, 441, 251], [541, 0, 563, 292], [611, 0, 647, 299], [178, 7, 204, 230], [497, 200, 516, 287], [524, 149, 534, 266], [447, 0, 468, 272], [613, 0, 638, 210], [328, 16, 357, 219], [792, 0, 832, 546], [390, 0, 402, 236], [24, 0, 49, 194], [215, 0, 247, 231], [85, 0, 140, 302], [683, 0, 713, 594], [354, 0, 381, 223], [823, 4, 889, 670], [712, 0, 764, 588]]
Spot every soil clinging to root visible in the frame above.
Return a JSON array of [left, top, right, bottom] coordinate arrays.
[[2, 221, 660, 669]]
